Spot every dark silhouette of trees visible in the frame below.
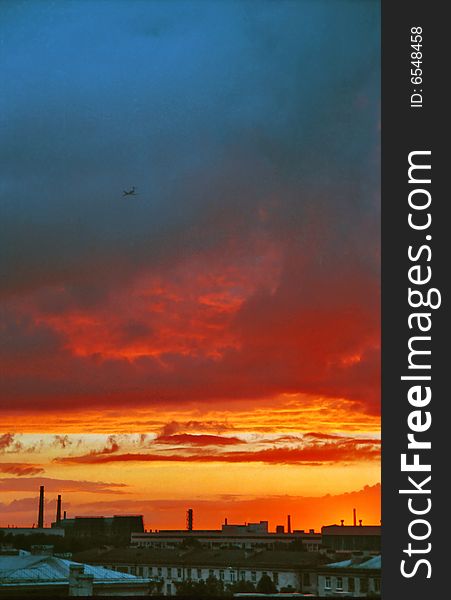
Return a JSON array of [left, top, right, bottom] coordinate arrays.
[[175, 576, 226, 597], [256, 573, 277, 594], [227, 580, 256, 594]]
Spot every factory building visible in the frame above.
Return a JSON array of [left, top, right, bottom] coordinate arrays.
[[1, 486, 144, 545], [132, 519, 321, 552], [321, 525, 381, 553], [53, 515, 144, 541], [0, 487, 65, 537], [18, 485, 144, 542]]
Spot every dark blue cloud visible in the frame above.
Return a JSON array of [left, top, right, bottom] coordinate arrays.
[[0, 0, 380, 298]]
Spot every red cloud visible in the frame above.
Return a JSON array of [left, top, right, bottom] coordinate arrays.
[[84, 435, 120, 456], [56, 435, 380, 466], [52, 435, 72, 448], [0, 497, 58, 514], [0, 477, 128, 494], [159, 421, 233, 436], [0, 433, 22, 453], [0, 463, 44, 477], [0, 205, 380, 422]]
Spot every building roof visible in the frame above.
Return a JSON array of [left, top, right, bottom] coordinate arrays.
[[74, 547, 326, 570], [155, 529, 222, 535], [321, 525, 381, 536], [325, 555, 381, 571], [0, 552, 150, 585], [132, 531, 320, 540], [0, 527, 64, 537]]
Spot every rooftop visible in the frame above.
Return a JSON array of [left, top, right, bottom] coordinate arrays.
[[74, 547, 327, 569], [132, 530, 320, 538], [0, 552, 151, 585], [325, 555, 381, 571], [321, 525, 381, 536]]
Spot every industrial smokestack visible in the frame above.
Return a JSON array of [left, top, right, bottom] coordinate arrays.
[[353, 508, 357, 527], [186, 508, 193, 531], [287, 514, 292, 534], [63, 510, 67, 520], [38, 486, 44, 529], [56, 494, 62, 525]]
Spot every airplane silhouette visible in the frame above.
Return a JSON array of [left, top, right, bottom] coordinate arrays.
[[123, 186, 137, 197]]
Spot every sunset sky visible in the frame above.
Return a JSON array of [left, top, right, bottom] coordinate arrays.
[[0, 1, 380, 531]]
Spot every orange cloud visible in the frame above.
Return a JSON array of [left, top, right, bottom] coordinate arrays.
[[155, 434, 245, 446], [0, 463, 44, 476], [0, 399, 380, 435], [55, 434, 380, 466], [0, 433, 22, 453], [0, 477, 128, 494]]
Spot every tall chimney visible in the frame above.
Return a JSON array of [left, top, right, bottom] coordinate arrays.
[[186, 508, 193, 531], [287, 514, 292, 534], [63, 510, 67, 520], [38, 486, 44, 529], [353, 508, 357, 527], [56, 494, 62, 525], [225, 517, 228, 525]]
